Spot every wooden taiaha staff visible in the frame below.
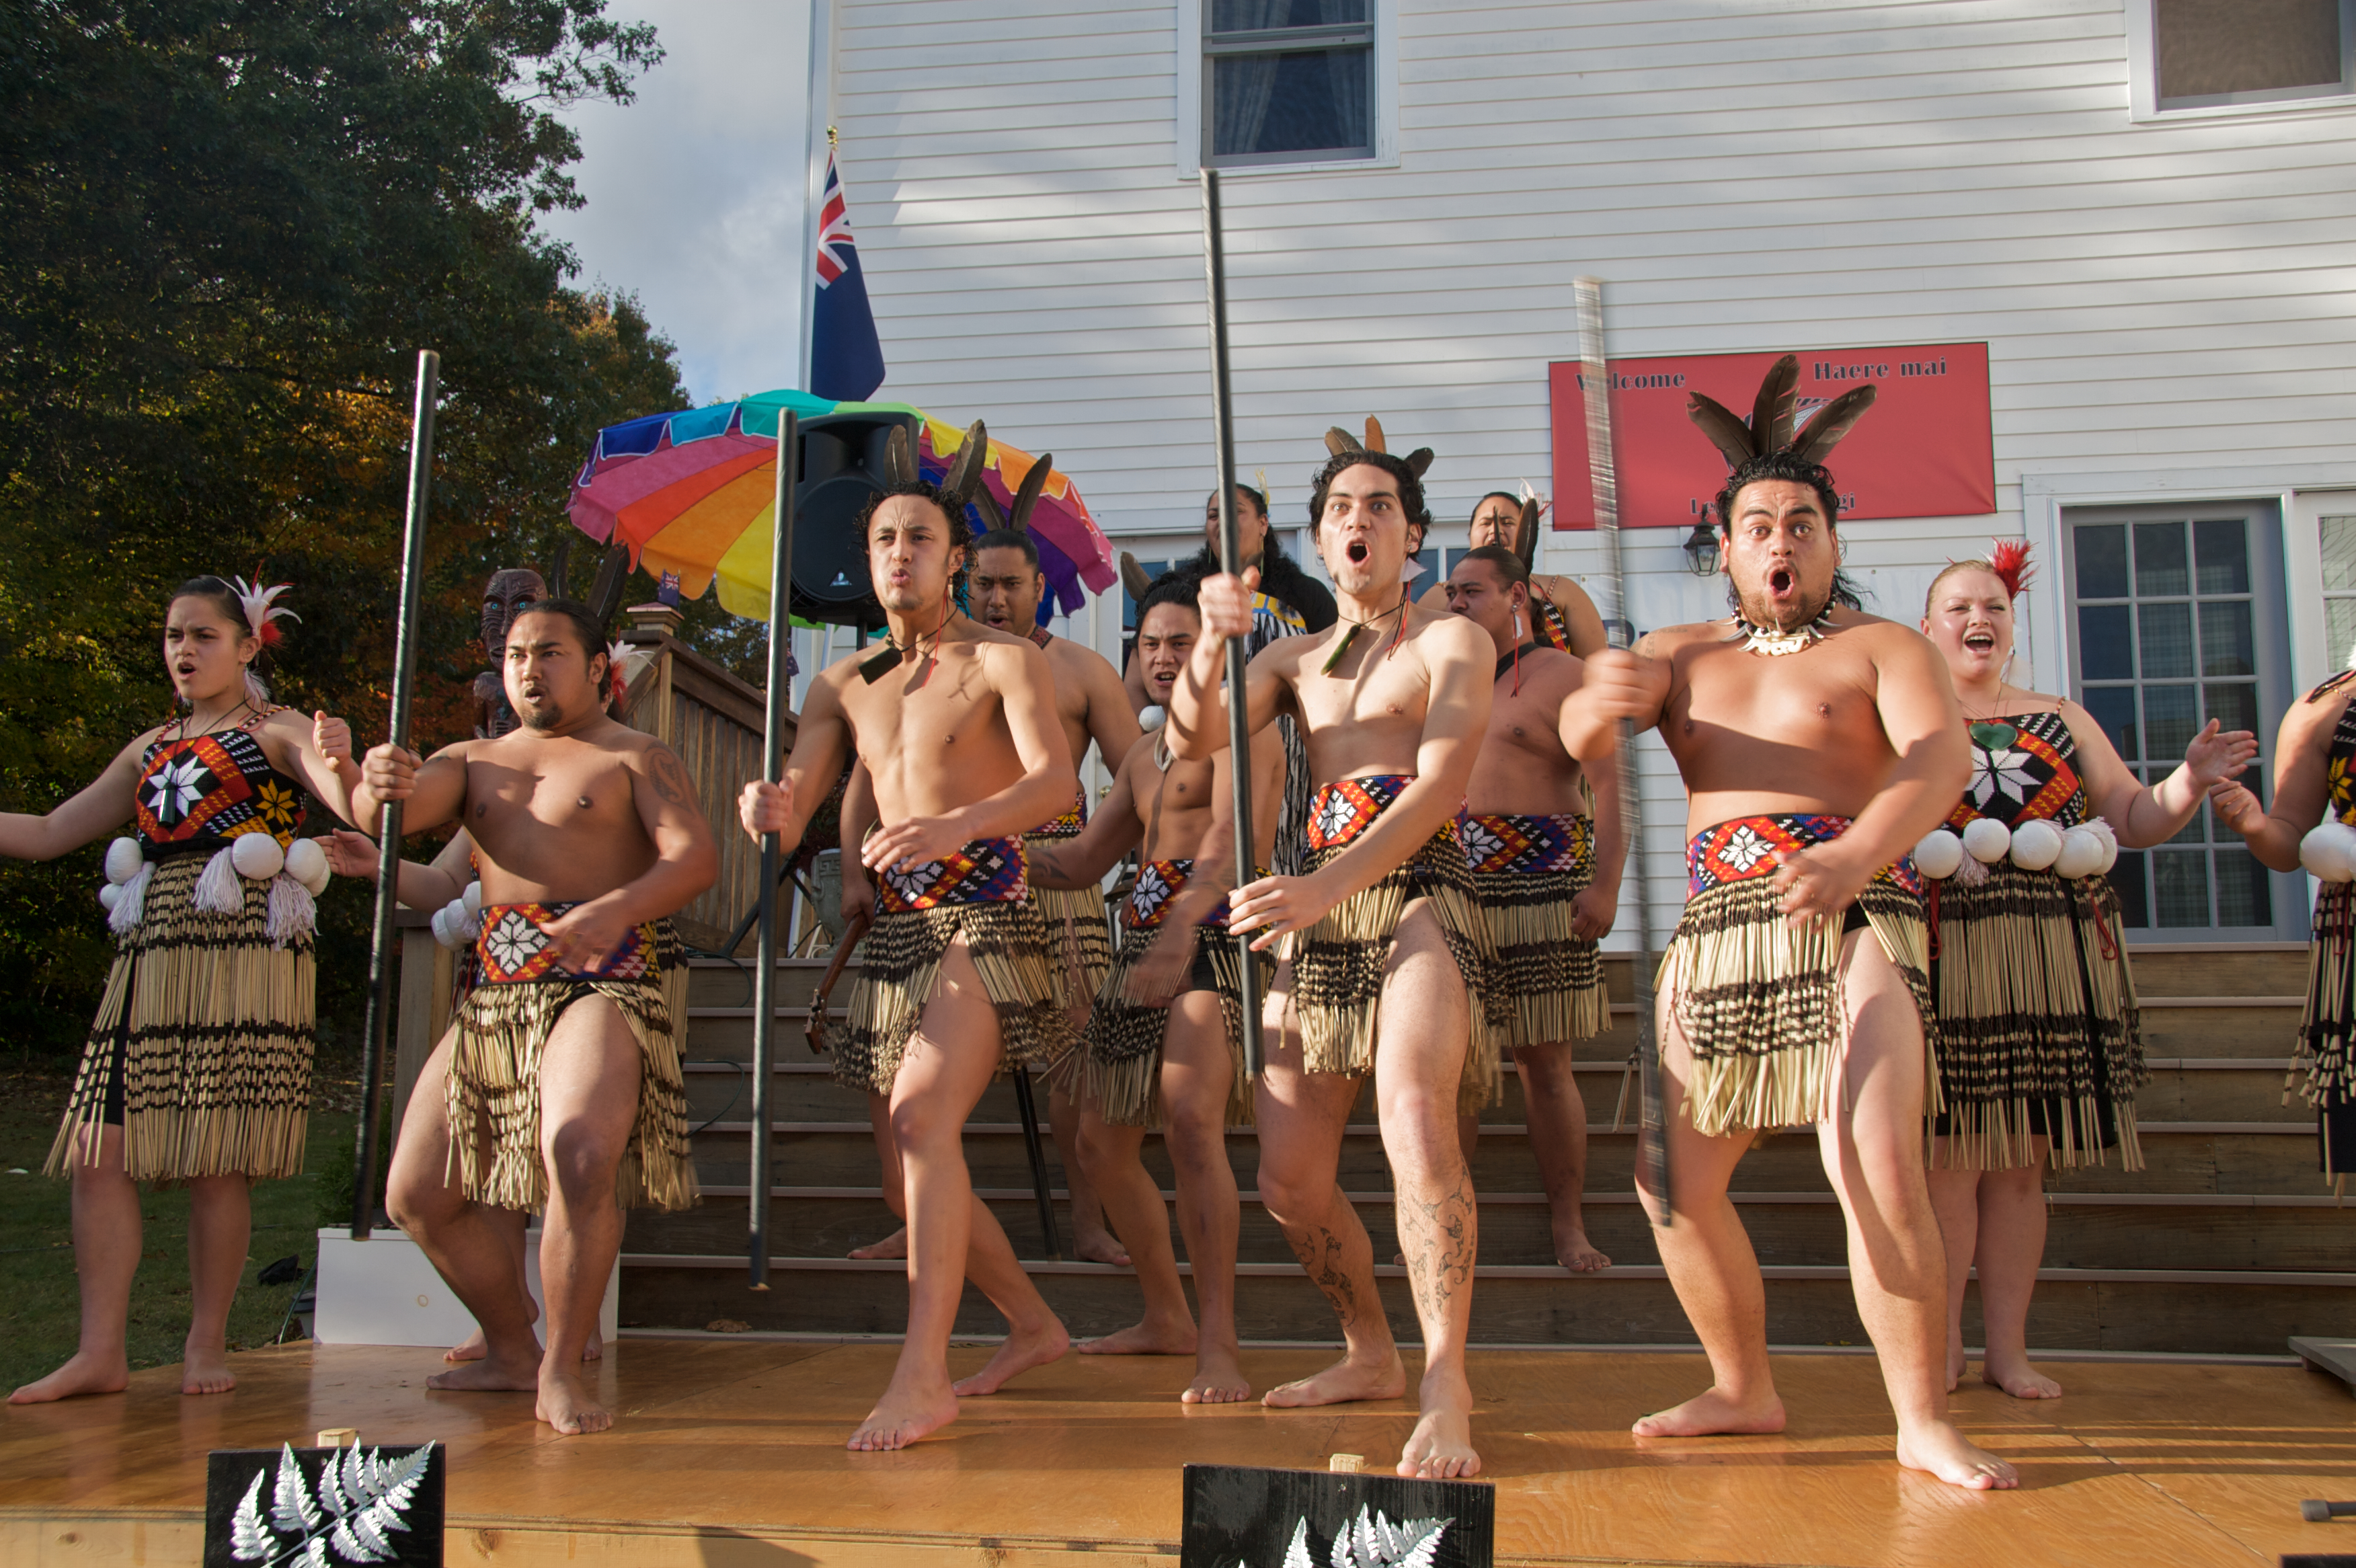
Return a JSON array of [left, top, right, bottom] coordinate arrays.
[[1198, 168, 1266, 1081], [748, 409, 799, 1290], [351, 349, 439, 1240], [1573, 278, 1670, 1225]]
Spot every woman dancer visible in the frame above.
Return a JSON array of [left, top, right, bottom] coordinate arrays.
[[7, 576, 354, 1402], [1917, 548, 2252, 1398]]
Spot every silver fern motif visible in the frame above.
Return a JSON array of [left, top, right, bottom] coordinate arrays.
[[1271, 1505, 1451, 1568], [230, 1441, 434, 1565]]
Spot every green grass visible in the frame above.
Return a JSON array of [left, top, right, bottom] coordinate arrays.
[[0, 1064, 360, 1393]]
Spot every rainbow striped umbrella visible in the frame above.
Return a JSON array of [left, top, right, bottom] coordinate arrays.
[[567, 389, 1117, 623]]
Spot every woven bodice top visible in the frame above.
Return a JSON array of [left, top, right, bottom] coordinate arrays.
[[134, 721, 306, 852], [1945, 709, 2090, 832], [2309, 670, 2356, 826]]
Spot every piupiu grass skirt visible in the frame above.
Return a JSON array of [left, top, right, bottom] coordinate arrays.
[[1081, 863, 1265, 1130], [1460, 812, 1610, 1052], [446, 907, 696, 1213], [2297, 879, 2356, 1190], [48, 851, 314, 1181], [826, 902, 1076, 1096], [1288, 777, 1504, 1111], [1928, 863, 2144, 1171], [1661, 815, 1938, 1140], [1028, 878, 1113, 1013]]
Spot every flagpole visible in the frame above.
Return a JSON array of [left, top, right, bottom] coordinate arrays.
[[1573, 277, 1669, 1226], [352, 349, 438, 1241], [1199, 168, 1265, 1083]]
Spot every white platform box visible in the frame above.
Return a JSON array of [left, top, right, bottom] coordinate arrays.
[[313, 1226, 618, 1347]]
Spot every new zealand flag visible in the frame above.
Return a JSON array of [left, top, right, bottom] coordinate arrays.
[[811, 145, 886, 402]]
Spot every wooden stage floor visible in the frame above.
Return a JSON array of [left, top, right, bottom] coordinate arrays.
[[3, 1338, 2352, 1566]]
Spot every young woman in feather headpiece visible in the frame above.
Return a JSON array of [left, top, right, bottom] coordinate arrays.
[[1916, 546, 2254, 1399], [2, 576, 357, 1405]]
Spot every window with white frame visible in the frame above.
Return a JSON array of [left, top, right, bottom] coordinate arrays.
[[2140, 0, 2355, 112], [2320, 514, 2356, 668], [1203, 1, 1376, 167]]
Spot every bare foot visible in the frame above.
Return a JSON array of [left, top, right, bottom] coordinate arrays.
[[1555, 1227, 1612, 1272], [847, 1376, 960, 1451], [1079, 1317, 1196, 1357], [448, 1321, 599, 1362], [1181, 1343, 1253, 1405], [1397, 1366, 1481, 1479], [848, 1226, 908, 1261], [951, 1318, 1071, 1396], [1073, 1228, 1132, 1267], [181, 1343, 236, 1395], [1896, 1418, 2019, 1489], [536, 1369, 612, 1436], [1947, 1338, 1967, 1395], [1981, 1354, 2062, 1400], [1262, 1350, 1407, 1409], [1631, 1384, 1786, 1438], [426, 1353, 539, 1393], [9, 1350, 130, 1404]]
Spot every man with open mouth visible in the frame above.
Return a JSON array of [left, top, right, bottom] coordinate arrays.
[[1171, 442, 1501, 1481], [1565, 356, 2019, 1490]]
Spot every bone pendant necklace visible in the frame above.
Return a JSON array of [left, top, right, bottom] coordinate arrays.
[[1726, 609, 1835, 657]]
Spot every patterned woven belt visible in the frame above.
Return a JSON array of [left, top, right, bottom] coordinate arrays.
[[877, 836, 1030, 913], [1130, 857, 1244, 931], [1685, 814, 1922, 898], [1460, 811, 1593, 875], [474, 903, 658, 984], [1029, 789, 1088, 840], [1306, 775, 1419, 852]]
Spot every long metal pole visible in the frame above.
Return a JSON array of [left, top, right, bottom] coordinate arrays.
[[1573, 278, 1669, 1226], [749, 411, 799, 1290], [352, 349, 439, 1240], [1200, 169, 1265, 1081]]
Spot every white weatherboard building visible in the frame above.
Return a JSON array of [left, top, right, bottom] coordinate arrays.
[[791, 0, 2356, 947]]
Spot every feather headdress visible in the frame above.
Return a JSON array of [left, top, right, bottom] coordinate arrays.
[[1323, 415, 1434, 479], [229, 576, 297, 647], [604, 639, 632, 707], [1986, 539, 2035, 600], [1685, 354, 1878, 470], [882, 418, 990, 514]]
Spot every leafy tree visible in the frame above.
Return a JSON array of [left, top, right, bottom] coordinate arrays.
[[0, 0, 705, 1058]]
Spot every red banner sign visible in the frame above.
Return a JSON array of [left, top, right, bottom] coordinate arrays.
[[1548, 342, 1995, 528]]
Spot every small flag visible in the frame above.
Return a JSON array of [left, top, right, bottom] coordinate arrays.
[[811, 144, 885, 402]]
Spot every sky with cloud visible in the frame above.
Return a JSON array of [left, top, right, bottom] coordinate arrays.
[[539, 1, 807, 409]]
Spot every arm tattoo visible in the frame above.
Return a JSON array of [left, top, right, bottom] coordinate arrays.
[[645, 745, 695, 808]]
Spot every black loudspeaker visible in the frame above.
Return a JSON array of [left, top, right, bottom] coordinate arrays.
[[789, 411, 920, 627]]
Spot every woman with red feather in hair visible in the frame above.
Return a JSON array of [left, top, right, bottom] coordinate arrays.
[[1912, 545, 2255, 1399]]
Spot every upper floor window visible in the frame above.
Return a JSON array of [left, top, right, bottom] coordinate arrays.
[[2133, 0, 2356, 116], [1204, 1, 1375, 167]]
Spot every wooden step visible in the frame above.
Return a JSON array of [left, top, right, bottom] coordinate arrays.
[[615, 1251, 2353, 1358]]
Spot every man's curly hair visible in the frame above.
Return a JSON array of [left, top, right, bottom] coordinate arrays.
[[1307, 448, 1432, 557]]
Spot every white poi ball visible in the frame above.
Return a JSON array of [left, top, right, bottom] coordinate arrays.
[[2054, 826, 2107, 880], [430, 904, 461, 948], [1961, 816, 2013, 864], [2009, 818, 2065, 871], [1138, 704, 1167, 730], [461, 881, 483, 920], [2300, 822, 2356, 883], [230, 832, 285, 881], [1912, 828, 1965, 880], [104, 836, 143, 885], [283, 837, 329, 894], [98, 881, 121, 912], [2097, 828, 2120, 873]]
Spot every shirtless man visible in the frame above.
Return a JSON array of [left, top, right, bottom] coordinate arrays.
[[356, 599, 717, 1436], [1563, 440, 2018, 1489], [1443, 545, 1623, 1271], [1027, 578, 1284, 1402], [971, 526, 1142, 1267], [1417, 492, 1608, 656], [738, 456, 1078, 1451], [1172, 448, 1497, 1480]]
